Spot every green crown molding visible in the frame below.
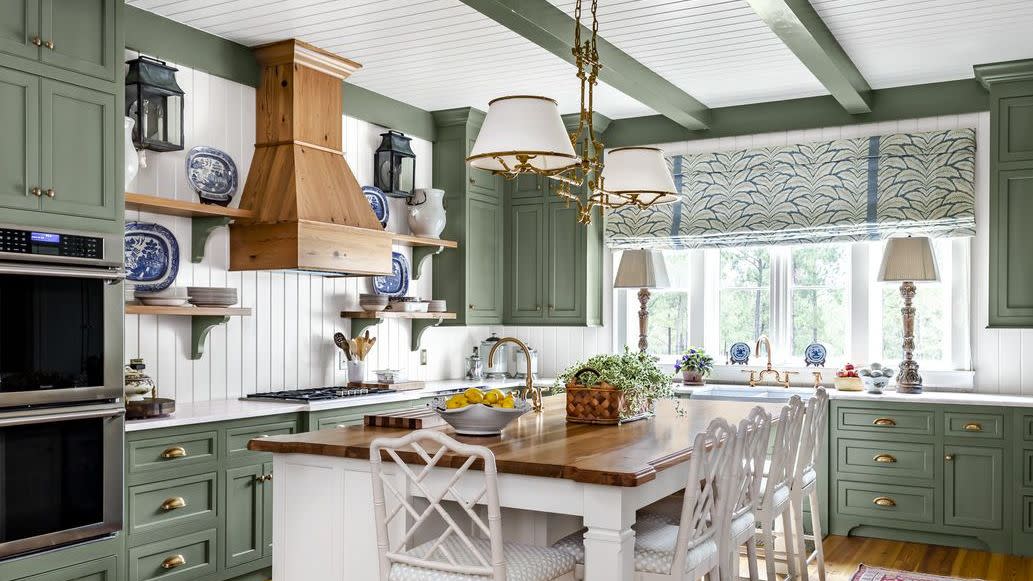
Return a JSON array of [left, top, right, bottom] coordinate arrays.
[[603, 79, 989, 148], [342, 83, 436, 141], [974, 59, 1033, 89], [431, 107, 487, 129]]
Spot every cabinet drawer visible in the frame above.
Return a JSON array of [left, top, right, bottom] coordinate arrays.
[[836, 407, 934, 436], [836, 439, 935, 480], [128, 528, 216, 581], [836, 480, 935, 524], [313, 401, 416, 430], [944, 413, 1004, 439], [129, 432, 218, 474], [128, 473, 217, 535], [226, 420, 297, 461]]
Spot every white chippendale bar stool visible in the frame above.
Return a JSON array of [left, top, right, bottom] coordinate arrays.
[[790, 388, 830, 581]]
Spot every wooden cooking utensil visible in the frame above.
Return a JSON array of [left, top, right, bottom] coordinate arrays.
[[333, 332, 352, 361]]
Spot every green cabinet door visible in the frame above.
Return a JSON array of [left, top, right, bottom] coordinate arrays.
[[0, 0, 41, 61], [507, 173, 548, 201], [546, 200, 585, 321], [944, 444, 1003, 530], [0, 65, 41, 212], [507, 201, 545, 321], [224, 464, 264, 568], [41, 79, 117, 221], [990, 167, 1033, 326], [15, 556, 116, 581], [466, 193, 503, 322], [40, 0, 116, 80]]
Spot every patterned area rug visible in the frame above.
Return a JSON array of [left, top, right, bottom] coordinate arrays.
[[851, 564, 986, 581]]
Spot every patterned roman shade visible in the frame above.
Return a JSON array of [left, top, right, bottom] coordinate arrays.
[[605, 128, 976, 249]]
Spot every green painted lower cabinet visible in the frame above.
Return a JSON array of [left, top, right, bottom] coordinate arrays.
[[17, 556, 117, 581]]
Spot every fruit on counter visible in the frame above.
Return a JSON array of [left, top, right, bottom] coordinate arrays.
[[857, 362, 894, 378], [445, 389, 520, 410], [464, 388, 484, 404], [834, 363, 864, 391]]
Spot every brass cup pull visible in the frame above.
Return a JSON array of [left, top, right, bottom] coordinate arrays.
[[161, 555, 186, 569], [44, 188, 55, 198], [30, 187, 42, 197], [160, 497, 187, 512], [963, 422, 983, 432], [161, 446, 187, 459], [872, 417, 896, 427], [873, 496, 896, 507], [873, 454, 897, 464], [31, 36, 42, 47], [44, 40, 54, 50]]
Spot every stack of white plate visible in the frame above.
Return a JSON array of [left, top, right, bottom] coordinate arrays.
[[427, 299, 447, 313], [359, 293, 389, 312], [187, 287, 238, 307], [135, 287, 189, 306]]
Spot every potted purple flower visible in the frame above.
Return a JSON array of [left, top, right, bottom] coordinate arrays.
[[675, 348, 714, 385]]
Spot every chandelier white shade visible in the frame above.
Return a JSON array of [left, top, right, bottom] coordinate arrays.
[[878, 236, 940, 282], [600, 147, 679, 205], [466, 96, 579, 173]]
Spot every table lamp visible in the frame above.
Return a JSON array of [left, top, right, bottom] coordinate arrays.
[[614, 249, 670, 353], [877, 236, 940, 394]]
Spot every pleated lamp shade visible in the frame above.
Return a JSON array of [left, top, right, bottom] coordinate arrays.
[[878, 236, 940, 282], [466, 96, 579, 173], [600, 147, 678, 204], [614, 249, 670, 289]]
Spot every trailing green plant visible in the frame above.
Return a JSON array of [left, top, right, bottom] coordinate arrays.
[[674, 347, 714, 376], [555, 348, 674, 418]]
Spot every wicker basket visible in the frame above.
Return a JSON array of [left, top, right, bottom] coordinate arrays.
[[565, 367, 651, 425]]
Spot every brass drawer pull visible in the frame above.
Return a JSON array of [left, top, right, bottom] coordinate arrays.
[[160, 555, 186, 569], [44, 188, 55, 198], [160, 497, 187, 512], [30, 187, 42, 197], [872, 417, 896, 427], [873, 454, 897, 463], [963, 422, 983, 432], [31, 36, 42, 47], [873, 496, 896, 507], [161, 446, 187, 459]]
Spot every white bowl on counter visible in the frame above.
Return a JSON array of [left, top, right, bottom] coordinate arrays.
[[431, 396, 531, 436]]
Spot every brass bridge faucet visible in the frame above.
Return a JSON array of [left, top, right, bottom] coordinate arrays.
[[742, 335, 797, 388], [488, 337, 542, 412]]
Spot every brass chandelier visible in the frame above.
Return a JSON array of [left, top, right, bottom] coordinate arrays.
[[466, 0, 678, 225]]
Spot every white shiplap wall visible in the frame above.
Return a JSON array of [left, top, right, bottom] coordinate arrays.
[[123, 54, 480, 402]]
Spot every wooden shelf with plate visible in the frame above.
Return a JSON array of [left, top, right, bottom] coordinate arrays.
[[340, 310, 456, 351], [125, 193, 254, 264], [389, 234, 458, 280], [125, 303, 251, 360]]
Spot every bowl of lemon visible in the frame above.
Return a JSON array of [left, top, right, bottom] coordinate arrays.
[[431, 388, 531, 436]]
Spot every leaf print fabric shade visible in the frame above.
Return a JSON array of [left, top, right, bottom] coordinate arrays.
[[605, 129, 976, 249]]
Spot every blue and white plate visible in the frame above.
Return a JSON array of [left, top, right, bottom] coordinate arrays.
[[363, 185, 389, 228], [372, 252, 409, 297], [125, 222, 179, 292], [187, 146, 238, 206], [804, 343, 827, 367], [728, 342, 751, 365]]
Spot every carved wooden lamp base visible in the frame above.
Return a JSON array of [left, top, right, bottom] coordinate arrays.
[[896, 280, 923, 394], [637, 288, 650, 353]]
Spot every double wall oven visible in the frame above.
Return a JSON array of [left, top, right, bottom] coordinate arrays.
[[0, 224, 124, 560]]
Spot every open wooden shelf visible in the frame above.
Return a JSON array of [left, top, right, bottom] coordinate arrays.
[[340, 311, 455, 351], [126, 193, 255, 219], [340, 310, 455, 319], [390, 233, 458, 248], [125, 303, 251, 360]]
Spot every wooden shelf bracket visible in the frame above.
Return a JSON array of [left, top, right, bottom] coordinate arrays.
[[191, 217, 232, 263], [411, 245, 444, 280], [411, 317, 446, 351], [191, 315, 231, 360]]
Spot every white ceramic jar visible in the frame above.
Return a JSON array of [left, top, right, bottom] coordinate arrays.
[[407, 188, 446, 238]]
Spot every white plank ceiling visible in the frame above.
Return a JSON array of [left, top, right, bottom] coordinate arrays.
[[129, 0, 1033, 119]]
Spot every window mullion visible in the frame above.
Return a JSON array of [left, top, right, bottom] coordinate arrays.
[[849, 243, 868, 365], [771, 247, 791, 363]]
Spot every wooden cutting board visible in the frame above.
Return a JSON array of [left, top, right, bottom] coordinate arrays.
[[364, 407, 445, 429], [348, 380, 425, 392]]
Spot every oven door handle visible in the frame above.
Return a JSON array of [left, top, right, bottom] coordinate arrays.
[[0, 262, 124, 281], [0, 406, 125, 427]]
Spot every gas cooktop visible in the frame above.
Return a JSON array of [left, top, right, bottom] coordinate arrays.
[[243, 387, 394, 403]]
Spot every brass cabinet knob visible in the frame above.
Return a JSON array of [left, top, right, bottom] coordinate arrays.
[[44, 188, 55, 198], [31, 36, 42, 47], [963, 422, 983, 432], [265, 473, 273, 482], [945, 454, 954, 462], [535, 306, 541, 311], [873, 496, 896, 507], [160, 497, 187, 512], [29, 187, 42, 197], [161, 446, 187, 459], [254, 474, 265, 483], [872, 417, 896, 427], [44, 39, 54, 50], [161, 555, 186, 569], [468, 304, 475, 310], [873, 454, 897, 464]]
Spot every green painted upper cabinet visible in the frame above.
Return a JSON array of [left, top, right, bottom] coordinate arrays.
[[977, 60, 1033, 327], [0, 0, 41, 61], [0, 66, 40, 213], [506, 201, 545, 321], [431, 108, 504, 326]]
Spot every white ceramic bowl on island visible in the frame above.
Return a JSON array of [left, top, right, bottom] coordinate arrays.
[[431, 397, 531, 436]]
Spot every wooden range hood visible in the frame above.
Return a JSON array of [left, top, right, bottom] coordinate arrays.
[[230, 39, 392, 275]]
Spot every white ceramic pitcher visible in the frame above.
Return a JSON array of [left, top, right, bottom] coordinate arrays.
[[124, 116, 140, 187], [407, 188, 446, 238]]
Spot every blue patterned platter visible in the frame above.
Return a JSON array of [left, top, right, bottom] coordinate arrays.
[[804, 343, 827, 367], [372, 252, 409, 297], [186, 146, 238, 206], [728, 342, 751, 365], [363, 185, 389, 228], [125, 222, 179, 292]]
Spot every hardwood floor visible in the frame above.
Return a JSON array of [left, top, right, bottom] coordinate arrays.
[[817, 535, 1033, 580]]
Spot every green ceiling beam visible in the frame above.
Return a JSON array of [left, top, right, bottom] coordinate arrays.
[[457, 0, 711, 130], [745, 0, 872, 114]]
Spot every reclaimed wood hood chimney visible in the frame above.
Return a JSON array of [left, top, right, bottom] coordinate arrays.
[[230, 39, 392, 275]]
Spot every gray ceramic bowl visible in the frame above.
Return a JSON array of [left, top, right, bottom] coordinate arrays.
[[431, 396, 531, 436]]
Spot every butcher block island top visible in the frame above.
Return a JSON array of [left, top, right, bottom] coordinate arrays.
[[248, 395, 784, 487]]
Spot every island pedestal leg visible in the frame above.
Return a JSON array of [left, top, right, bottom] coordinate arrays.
[[582, 487, 636, 581]]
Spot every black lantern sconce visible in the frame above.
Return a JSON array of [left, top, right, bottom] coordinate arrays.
[[374, 130, 416, 198], [125, 56, 185, 153]]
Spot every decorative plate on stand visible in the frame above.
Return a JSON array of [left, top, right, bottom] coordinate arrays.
[[372, 252, 409, 297], [186, 146, 238, 206], [125, 222, 179, 292], [728, 342, 751, 365], [804, 343, 827, 367], [363, 185, 389, 227]]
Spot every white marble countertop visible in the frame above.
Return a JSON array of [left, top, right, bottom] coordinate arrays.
[[674, 382, 1033, 407], [124, 378, 553, 432]]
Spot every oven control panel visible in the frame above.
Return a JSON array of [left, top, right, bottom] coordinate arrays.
[[0, 228, 103, 259]]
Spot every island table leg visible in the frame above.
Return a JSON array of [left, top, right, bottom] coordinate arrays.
[[582, 487, 636, 581]]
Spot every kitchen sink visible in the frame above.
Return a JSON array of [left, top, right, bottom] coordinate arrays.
[[688, 385, 818, 402]]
